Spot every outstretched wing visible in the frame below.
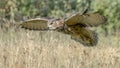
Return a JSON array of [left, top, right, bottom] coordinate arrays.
[[65, 12, 107, 27], [20, 18, 49, 30], [55, 25, 98, 46], [61, 25, 98, 46]]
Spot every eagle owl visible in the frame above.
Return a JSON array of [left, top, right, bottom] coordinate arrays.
[[19, 12, 107, 46]]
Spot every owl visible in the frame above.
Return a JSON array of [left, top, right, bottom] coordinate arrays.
[[19, 12, 107, 46]]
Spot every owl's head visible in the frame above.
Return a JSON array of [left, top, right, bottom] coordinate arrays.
[[48, 19, 64, 30]]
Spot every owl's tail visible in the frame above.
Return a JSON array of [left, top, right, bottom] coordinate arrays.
[[70, 27, 98, 46]]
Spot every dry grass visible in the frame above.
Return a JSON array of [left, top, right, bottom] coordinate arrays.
[[0, 28, 120, 68]]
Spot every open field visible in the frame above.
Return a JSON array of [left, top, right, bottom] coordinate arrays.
[[0, 29, 120, 68], [0, 0, 120, 68]]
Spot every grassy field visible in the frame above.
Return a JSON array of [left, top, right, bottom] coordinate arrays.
[[0, 0, 120, 67], [0, 28, 120, 68]]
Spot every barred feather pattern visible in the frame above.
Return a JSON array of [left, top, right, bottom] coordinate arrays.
[[18, 12, 107, 46]]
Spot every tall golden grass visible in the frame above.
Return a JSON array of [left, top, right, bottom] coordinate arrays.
[[0, 25, 120, 68]]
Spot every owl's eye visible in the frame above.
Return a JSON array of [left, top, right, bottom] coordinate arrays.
[[50, 22, 53, 25]]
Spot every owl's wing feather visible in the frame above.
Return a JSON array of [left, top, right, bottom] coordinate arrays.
[[70, 26, 98, 46], [64, 13, 81, 26], [55, 25, 98, 46], [65, 12, 107, 27], [20, 18, 49, 30], [80, 13, 107, 26]]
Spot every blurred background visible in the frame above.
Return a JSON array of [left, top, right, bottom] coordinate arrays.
[[0, 0, 120, 68], [0, 0, 120, 35], [0, 0, 120, 47]]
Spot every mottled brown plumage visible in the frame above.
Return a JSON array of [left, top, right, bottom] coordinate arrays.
[[19, 12, 107, 46]]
